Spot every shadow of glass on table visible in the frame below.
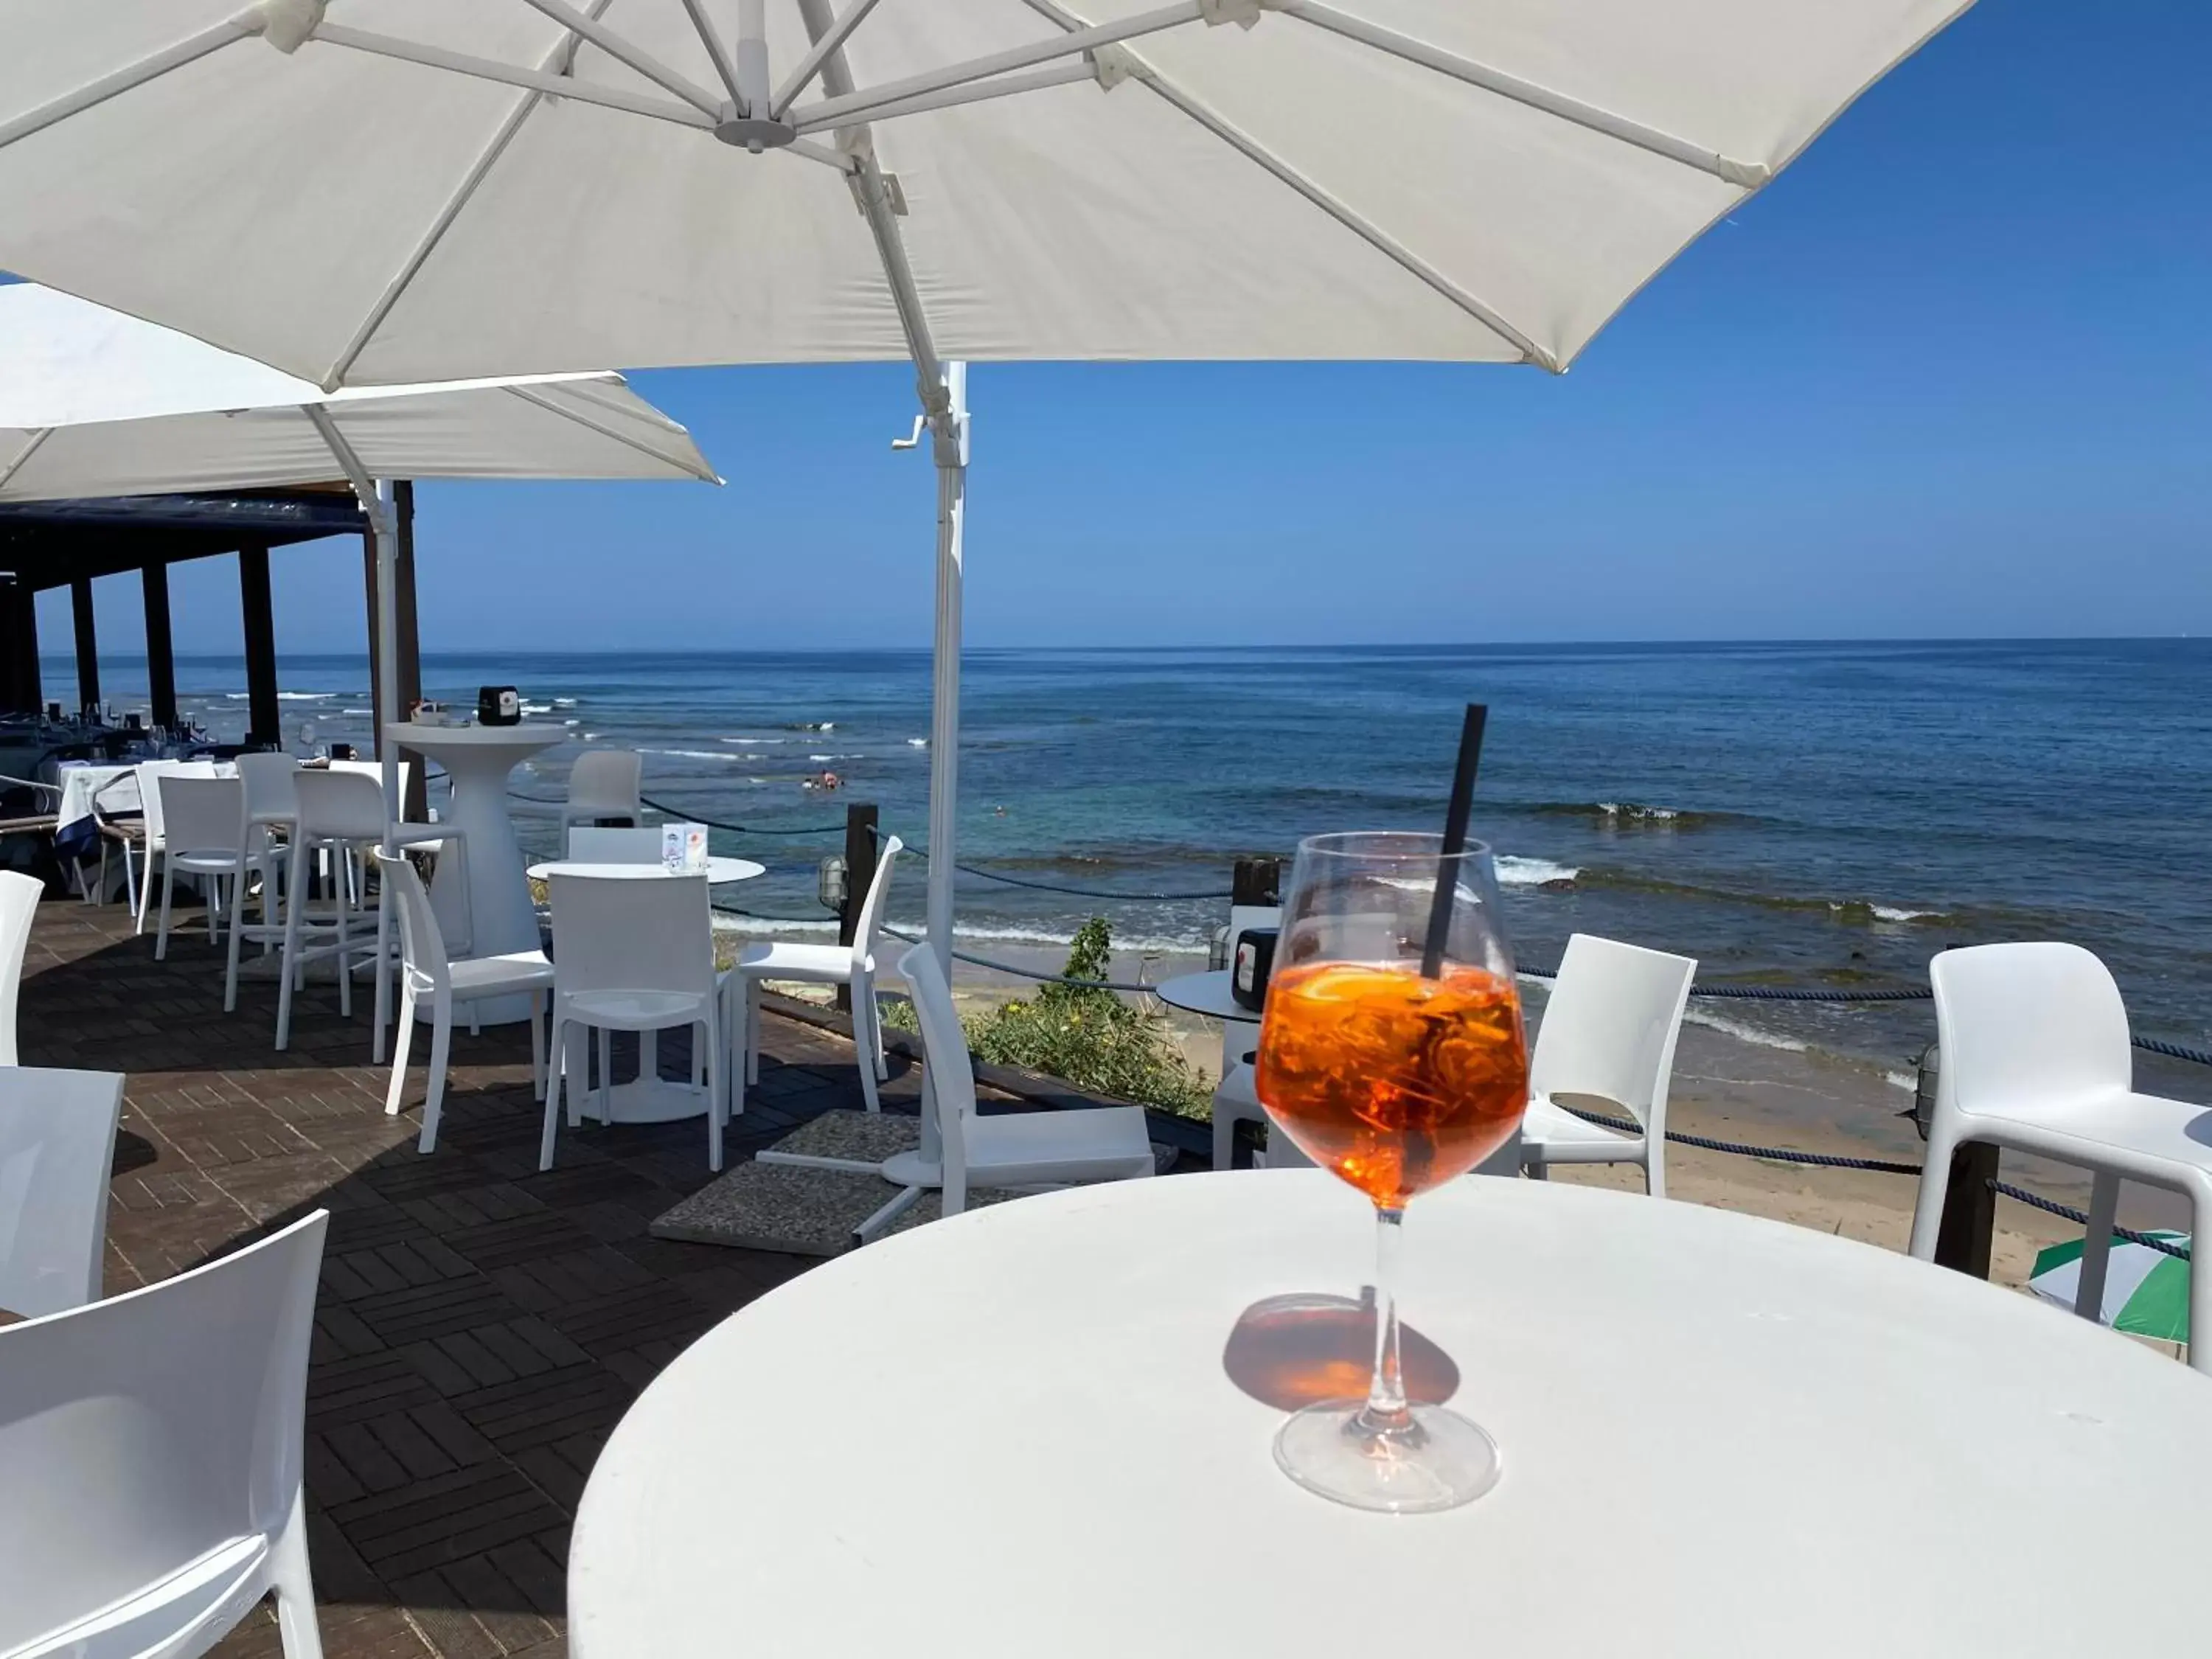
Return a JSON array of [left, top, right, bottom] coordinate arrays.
[[1222, 1290, 1459, 1411]]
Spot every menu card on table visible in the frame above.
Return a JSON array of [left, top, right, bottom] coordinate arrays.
[[662, 823, 709, 873]]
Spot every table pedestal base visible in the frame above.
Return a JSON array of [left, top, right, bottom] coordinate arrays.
[[557, 1029, 713, 1123]]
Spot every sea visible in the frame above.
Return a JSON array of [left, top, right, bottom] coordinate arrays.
[[51, 639, 2211, 1083]]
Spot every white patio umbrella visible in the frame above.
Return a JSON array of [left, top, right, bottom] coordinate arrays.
[[0, 0, 1972, 1170], [0, 282, 719, 838]]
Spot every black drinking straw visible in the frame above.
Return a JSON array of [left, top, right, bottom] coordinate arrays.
[[1419, 703, 1488, 978]]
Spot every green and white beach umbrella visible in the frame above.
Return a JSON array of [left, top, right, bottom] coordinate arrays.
[[2029, 1234, 2193, 1343]]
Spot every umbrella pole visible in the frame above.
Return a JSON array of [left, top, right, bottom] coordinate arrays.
[[920, 361, 969, 1172]]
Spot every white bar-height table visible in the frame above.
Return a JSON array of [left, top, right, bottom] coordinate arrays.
[[385, 723, 559, 1023], [526, 856, 765, 1123], [571, 1172, 2212, 1658]]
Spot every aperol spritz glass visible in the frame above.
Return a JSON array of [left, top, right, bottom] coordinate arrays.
[[1255, 831, 1529, 1512]]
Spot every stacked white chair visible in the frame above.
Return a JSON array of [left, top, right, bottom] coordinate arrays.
[[0, 869, 40, 1066], [559, 749, 644, 844], [1908, 942, 2212, 1373], [133, 758, 221, 936], [377, 851, 554, 1155], [544, 871, 725, 1172], [725, 837, 903, 1113], [155, 776, 275, 1018], [0, 1068, 125, 1318], [0, 1211, 329, 1658], [1518, 933, 1698, 1197]]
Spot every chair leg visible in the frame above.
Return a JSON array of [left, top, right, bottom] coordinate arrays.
[[747, 981, 761, 1086], [854, 987, 881, 1113], [223, 870, 246, 1013], [706, 1013, 724, 1173], [529, 992, 547, 1102], [333, 870, 352, 1019], [597, 1027, 613, 1127], [155, 857, 176, 959], [1645, 1136, 1666, 1200], [565, 1025, 586, 1127], [420, 992, 452, 1155], [541, 1018, 568, 1171], [1211, 1105, 1235, 1172], [2076, 1170, 2121, 1321], [268, 1484, 326, 1659], [372, 883, 392, 1065], [1906, 1123, 1959, 1261], [384, 985, 418, 1119], [2188, 1182, 2212, 1377], [276, 842, 307, 1051], [136, 849, 156, 934]]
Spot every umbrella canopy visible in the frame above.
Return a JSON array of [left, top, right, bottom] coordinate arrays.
[[2030, 1234, 2193, 1346], [0, 284, 719, 501], [0, 0, 1972, 1166]]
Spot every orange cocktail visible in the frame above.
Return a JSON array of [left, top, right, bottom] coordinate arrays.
[[1256, 960, 1527, 1207]]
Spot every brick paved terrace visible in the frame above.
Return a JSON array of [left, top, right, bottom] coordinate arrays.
[[16, 894, 947, 1659]]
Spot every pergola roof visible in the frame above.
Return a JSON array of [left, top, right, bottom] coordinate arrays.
[[0, 488, 369, 588]]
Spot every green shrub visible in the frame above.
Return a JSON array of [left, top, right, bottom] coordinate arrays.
[[883, 918, 1213, 1118]]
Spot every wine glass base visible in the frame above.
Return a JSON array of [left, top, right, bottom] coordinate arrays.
[[1273, 1399, 1501, 1514]]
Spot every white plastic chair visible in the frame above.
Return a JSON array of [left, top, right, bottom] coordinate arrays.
[[133, 759, 220, 936], [1907, 942, 2212, 1373], [156, 776, 274, 1018], [559, 750, 643, 845], [0, 1068, 125, 1318], [900, 939, 1155, 1220], [1514, 933, 1696, 1197], [544, 872, 725, 1172], [0, 869, 40, 1066], [0, 1211, 328, 1659], [567, 824, 662, 862], [276, 770, 465, 1053], [377, 851, 554, 1155], [1208, 1059, 1313, 1172], [725, 836, 903, 1114]]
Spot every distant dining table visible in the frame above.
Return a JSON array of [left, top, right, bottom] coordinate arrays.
[[568, 1171, 2212, 1658], [526, 853, 765, 1122]]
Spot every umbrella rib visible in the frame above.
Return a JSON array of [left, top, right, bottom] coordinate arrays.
[[787, 1, 1203, 132], [499, 383, 723, 483], [0, 430, 53, 495], [1281, 4, 1770, 189], [772, 0, 886, 118], [512, 0, 727, 117], [0, 18, 251, 153], [319, 0, 629, 392], [794, 61, 1102, 136], [677, 0, 750, 113], [313, 25, 715, 131], [1015, 0, 1553, 366]]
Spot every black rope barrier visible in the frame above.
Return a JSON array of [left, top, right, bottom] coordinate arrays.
[[1552, 1103, 1924, 1175], [877, 926, 1161, 995], [1988, 1181, 2191, 1262], [639, 794, 845, 835]]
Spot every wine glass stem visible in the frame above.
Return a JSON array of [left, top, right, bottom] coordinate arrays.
[[1358, 1205, 1412, 1435]]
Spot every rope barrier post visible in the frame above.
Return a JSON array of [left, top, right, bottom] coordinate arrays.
[[1232, 855, 1281, 908], [836, 801, 879, 1013], [1933, 1140, 2000, 1280]]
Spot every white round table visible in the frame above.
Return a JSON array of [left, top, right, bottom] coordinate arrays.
[[571, 1172, 2212, 1657], [1154, 968, 1262, 1023], [525, 856, 765, 885], [526, 855, 765, 1122], [386, 723, 560, 1023]]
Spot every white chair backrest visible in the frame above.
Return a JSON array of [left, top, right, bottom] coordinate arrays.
[[136, 759, 219, 844], [374, 851, 448, 996], [0, 870, 39, 1068], [898, 942, 978, 1211], [1528, 933, 1697, 1132], [293, 767, 386, 843], [568, 749, 642, 814], [568, 825, 663, 862], [0, 1068, 124, 1318], [549, 872, 713, 1000], [1930, 942, 2132, 1117], [1226, 904, 1281, 950], [852, 835, 905, 974], [328, 757, 411, 796], [233, 752, 299, 823], [157, 775, 246, 859], [0, 1211, 326, 1655]]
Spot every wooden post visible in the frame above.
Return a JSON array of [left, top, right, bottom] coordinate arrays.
[[394, 481, 425, 822], [142, 562, 178, 730], [70, 577, 99, 714], [1932, 1140, 2000, 1279], [836, 801, 880, 1012], [1232, 856, 1282, 908], [0, 581, 31, 712], [238, 544, 281, 747], [12, 581, 41, 713]]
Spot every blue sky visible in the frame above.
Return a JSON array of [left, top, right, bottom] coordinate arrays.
[[35, 0, 2212, 656]]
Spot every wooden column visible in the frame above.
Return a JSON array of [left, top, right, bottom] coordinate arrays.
[[837, 801, 880, 1012], [70, 577, 99, 714], [1932, 1141, 2001, 1280], [238, 544, 281, 747], [7, 581, 41, 712], [142, 562, 178, 731]]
